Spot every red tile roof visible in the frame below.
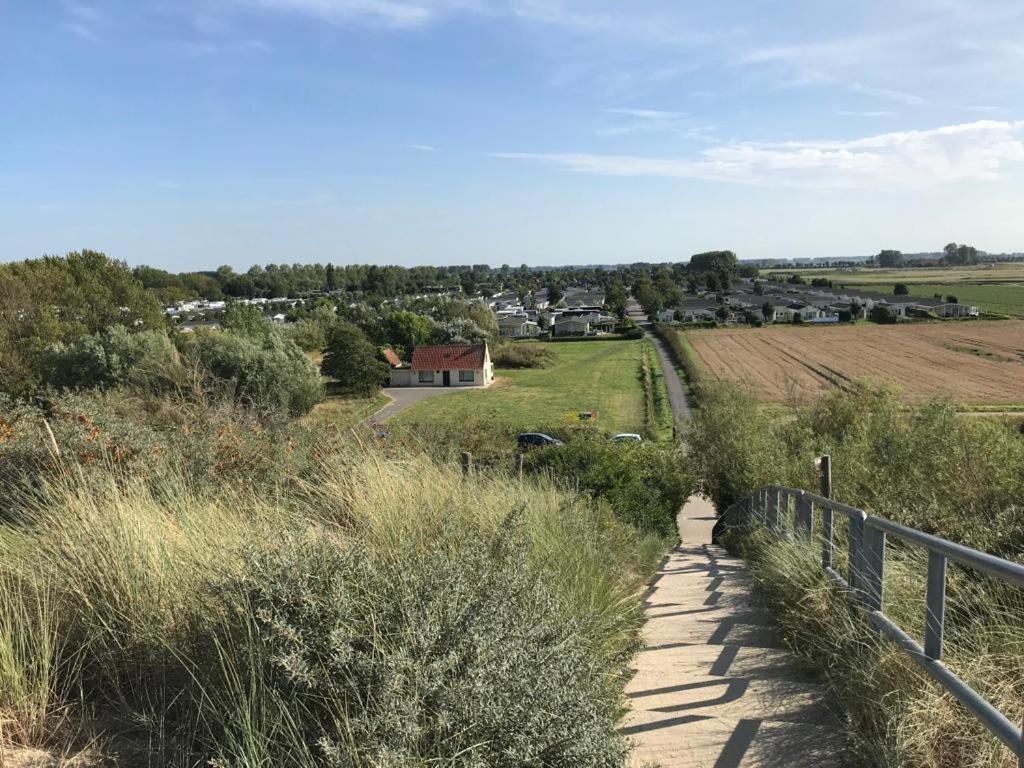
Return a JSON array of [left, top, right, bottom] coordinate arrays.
[[381, 347, 404, 368], [410, 344, 485, 371]]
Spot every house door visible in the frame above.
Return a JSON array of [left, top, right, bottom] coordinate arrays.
[[442, 370, 451, 387]]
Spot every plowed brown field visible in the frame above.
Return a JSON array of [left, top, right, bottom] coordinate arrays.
[[686, 321, 1024, 404]]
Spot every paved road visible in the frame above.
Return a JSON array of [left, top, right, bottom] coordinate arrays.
[[370, 385, 479, 423], [623, 498, 843, 767], [628, 300, 693, 424]]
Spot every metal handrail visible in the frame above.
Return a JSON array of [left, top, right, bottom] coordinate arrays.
[[726, 483, 1024, 766]]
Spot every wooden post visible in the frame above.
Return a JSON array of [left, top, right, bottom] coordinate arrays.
[[514, 452, 523, 481], [820, 455, 833, 569], [819, 454, 832, 498], [460, 451, 473, 476]]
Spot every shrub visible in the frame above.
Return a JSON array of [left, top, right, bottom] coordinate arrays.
[[491, 343, 555, 369], [38, 326, 184, 393], [190, 330, 323, 416], [894, 283, 909, 295], [869, 305, 898, 324], [523, 438, 691, 537]]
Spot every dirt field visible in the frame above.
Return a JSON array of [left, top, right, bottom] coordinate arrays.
[[686, 321, 1024, 405]]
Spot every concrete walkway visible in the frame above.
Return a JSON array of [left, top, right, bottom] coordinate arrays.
[[627, 300, 692, 424], [370, 385, 482, 423], [623, 497, 843, 767]]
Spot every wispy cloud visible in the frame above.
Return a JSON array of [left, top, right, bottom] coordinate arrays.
[[249, 0, 438, 28], [599, 108, 718, 141], [65, 2, 104, 41], [837, 110, 896, 117], [405, 143, 437, 151], [493, 120, 1024, 189], [851, 82, 926, 106]]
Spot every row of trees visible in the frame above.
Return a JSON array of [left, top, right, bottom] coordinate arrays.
[[873, 243, 980, 268]]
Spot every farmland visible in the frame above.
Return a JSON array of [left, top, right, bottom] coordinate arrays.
[[683, 320, 1024, 405], [763, 263, 1024, 316], [394, 340, 672, 438]]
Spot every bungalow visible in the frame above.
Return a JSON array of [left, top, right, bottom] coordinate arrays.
[[389, 343, 494, 388], [656, 309, 677, 323], [553, 316, 591, 336], [677, 301, 719, 323], [498, 315, 541, 338]]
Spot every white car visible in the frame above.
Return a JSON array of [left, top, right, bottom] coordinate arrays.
[[610, 433, 643, 444]]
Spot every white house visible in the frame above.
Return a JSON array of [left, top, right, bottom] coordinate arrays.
[[389, 343, 494, 388], [656, 309, 677, 323]]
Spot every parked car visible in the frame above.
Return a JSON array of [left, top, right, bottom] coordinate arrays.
[[517, 432, 563, 449], [610, 433, 643, 444]]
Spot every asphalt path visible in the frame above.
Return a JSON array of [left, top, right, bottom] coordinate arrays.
[[628, 300, 693, 425]]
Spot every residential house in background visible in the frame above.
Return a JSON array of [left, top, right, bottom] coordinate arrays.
[[389, 343, 494, 388], [498, 315, 541, 338]]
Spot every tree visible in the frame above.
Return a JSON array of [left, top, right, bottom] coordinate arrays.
[[688, 251, 737, 276], [326, 263, 338, 292], [221, 303, 269, 337], [762, 301, 774, 321], [605, 280, 628, 318], [547, 280, 565, 307], [876, 250, 904, 268], [753, 281, 764, 295], [379, 311, 431, 354], [321, 323, 389, 397], [942, 243, 979, 266], [893, 283, 909, 296], [946, 295, 958, 304], [715, 306, 729, 322], [869, 305, 898, 324]]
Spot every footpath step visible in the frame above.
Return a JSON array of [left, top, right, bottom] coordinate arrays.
[[623, 496, 845, 768]]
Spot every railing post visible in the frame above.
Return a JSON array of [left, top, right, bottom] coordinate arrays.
[[513, 452, 523, 481], [862, 521, 886, 611], [924, 551, 947, 660], [460, 451, 473, 476], [795, 491, 812, 541], [768, 487, 780, 532], [819, 454, 834, 568], [848, 512, 864, 594]]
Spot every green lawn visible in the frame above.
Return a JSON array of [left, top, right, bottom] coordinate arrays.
[[395, 340, 656, 437]]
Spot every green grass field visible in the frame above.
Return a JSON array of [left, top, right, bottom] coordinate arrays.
[[762, 263, 1024, 316], [395, 340, 670, 438]]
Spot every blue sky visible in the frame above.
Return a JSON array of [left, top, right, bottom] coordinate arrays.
[[4, 0, 1024, 269]]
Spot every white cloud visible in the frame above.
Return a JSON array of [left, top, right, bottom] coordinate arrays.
[[406, 143, 437, 151], [493, 120, 1024, 189]]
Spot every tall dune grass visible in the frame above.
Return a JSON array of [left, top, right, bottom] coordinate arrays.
[[0, 445, 666, 766]]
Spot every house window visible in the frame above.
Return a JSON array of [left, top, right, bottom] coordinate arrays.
[[418, 370, 435, 383], [459, 370, 474, 382]]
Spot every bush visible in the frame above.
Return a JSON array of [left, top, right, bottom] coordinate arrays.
[[38, 326, 184, 394], [869, 305, 898, 324], [523, 438, 691, 537], [491, 343, 555, 369], [190, 330, 323, 417]]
